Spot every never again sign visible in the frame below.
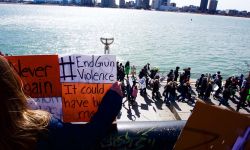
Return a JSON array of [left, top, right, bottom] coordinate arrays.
[[6, 55, 61, 98], [59, 55, 116, 83]]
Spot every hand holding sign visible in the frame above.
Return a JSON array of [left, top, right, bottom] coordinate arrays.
[[110, 82, 123, 97]]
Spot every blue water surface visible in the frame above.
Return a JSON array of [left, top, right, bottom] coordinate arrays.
[[0, 4, 249, 78]]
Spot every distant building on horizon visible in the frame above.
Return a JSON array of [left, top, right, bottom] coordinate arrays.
[[151, 0, 170, 10], [142, 0, 150, 9], [181, 5, 199, 12], [151, 0, 160, 10], [208, 0, 218, 14], [119, 0, 125, 8], [34, 0, 61, 3], [199, 0, 208, 12], [238, 10, 248, 17], [125, 1, 135, 8], [81, 0, 94, 6], [101, 0, 115, 7], [170, 2, 176, 7], [135, 0, 142, 8], [161, 0, 170, 6], [225, 9, 239, 16]]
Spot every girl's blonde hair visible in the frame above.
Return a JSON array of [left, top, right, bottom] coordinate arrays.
[[0, 56, 51, 150]]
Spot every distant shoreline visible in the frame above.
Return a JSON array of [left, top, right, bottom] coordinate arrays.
[[1, 2, 249, 19]]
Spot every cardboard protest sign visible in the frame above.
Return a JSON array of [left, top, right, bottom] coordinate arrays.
[[28, 97, 62, 120], [59, 55, 116, 83], [59, 54, 117, 122], [62, 83, 112, 122], [174, 100, 250, 150], [6, 55, 61, 98]]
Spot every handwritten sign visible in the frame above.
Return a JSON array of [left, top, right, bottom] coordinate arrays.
[[174, 100, 250, 150], [6, 54, 117, 122], [28, 97, 62, 120], [62, 83, 112, 122], [6, 55, 61, 98], [59, 55, 116, 83], [59, 54, 117, 122]]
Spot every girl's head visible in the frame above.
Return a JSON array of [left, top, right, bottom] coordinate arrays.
[[0, 56, 50, 150], [0, 56, 25, 126]]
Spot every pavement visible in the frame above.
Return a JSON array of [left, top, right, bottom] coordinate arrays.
[[117, 78, 250, 122]]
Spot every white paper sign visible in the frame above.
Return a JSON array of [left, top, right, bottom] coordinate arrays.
[[28, 97, 62, 120], [139, 77, 146, 89], [59, 55, 116, 83]]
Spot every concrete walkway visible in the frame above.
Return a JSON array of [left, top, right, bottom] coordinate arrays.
[[117, 78, 249, 122]]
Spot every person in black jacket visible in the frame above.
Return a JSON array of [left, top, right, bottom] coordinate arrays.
[[199, 77, 208, 99], [204, 81, 213, 100], [174, 66, 180, 82], [236, 76, 250, 112], [214, 75, 223, 98], [167, 69, 174, 83], [152, 79, 160, 100], [219, 88, 231, 106]]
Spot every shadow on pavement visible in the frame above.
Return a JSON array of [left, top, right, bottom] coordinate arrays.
[[201, 99, 215, 105], [127, 107, 136, 121], [226, 105, 236, 112], [131, 101, 141, 118], [186, 101, 196, 107], [154, 98, 164, 110], [122, 101, 137, 121], [142, 94, 153, 106], [171, 101, 182, 111], [243, 107, 250, 113], [230, 98, 239, 105]]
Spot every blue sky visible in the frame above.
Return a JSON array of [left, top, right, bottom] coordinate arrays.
[[171, 0, 250, 11]]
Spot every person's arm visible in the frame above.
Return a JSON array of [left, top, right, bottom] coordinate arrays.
[[78, 86, 122, 149], [79, 82, 123, 149], [38, 82, 123, 150]]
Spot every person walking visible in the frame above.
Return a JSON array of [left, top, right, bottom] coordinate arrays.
[[131, 85, 138, 102], [131, 65, 136, 77], [163, 82, 170, 103], [174, 66, 180, 82], [236, 77, 250, 111], [125, 61, 130, 79], [152, 79, 160, 100], [219, 88, 231, 106], [204, 81, 213, 100]]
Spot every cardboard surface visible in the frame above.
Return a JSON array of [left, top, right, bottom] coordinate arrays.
[[174, 100, 250, 150]]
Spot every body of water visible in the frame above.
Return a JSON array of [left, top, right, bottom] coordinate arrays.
[[0, 4, 250, 78]]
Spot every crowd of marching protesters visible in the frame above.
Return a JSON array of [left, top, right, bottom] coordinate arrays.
[[1, 49, 249, 112], [195, 71, 250, 111], [117, 60, 250, 112]]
